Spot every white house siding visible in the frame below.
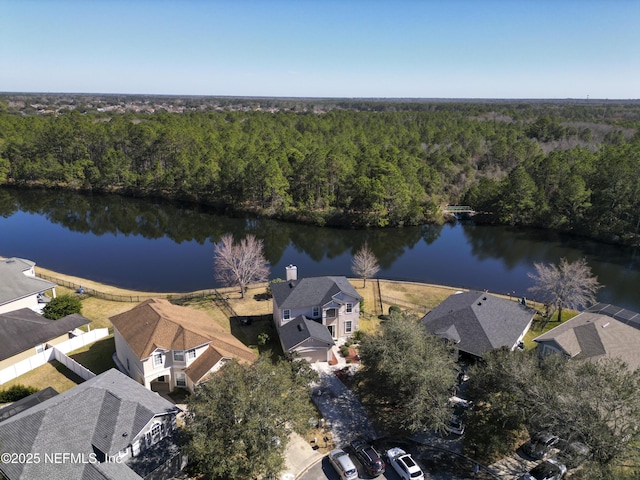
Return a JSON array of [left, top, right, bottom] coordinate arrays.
[[0, 295, 39, 315], [113, 329, 145, 382]]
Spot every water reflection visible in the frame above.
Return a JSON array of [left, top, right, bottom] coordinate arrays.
[[0, 187, 638, 311]]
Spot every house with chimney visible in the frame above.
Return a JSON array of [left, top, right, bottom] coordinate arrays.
[[271, 265, 362, 362]]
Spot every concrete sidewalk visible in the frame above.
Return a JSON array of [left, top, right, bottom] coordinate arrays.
[[281, 431, 323, 480]]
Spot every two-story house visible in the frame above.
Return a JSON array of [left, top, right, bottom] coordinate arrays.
[[271, 265, 362, 362], [110, 298, 256, 393], [0, 368, 185, 480]]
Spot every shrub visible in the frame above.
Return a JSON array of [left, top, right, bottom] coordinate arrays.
[[352, 330, 363, 342], [389, 305, 402, 315], [42, 294, 82, 320], [339, 345, 350, 357], [257, 332, 270, 346], [0, 384, 38, 403]]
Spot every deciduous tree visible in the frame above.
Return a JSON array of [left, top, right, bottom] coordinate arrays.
[[213, 233, 269, 298], [528, 257, 602, 322], [182, 356, 317, 480], [351, 242, 380, 287]]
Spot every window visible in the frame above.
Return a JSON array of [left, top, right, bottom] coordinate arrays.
[[325, 308, 337, 318], [146, 422, 166, 447], [345, 321, 352, 334], [312, 306, 320, 318], [176, 372, 187, 388], [153, 353, 163, 367], [186, 349, 196, 361], [283, 309, 291, 320], [173, 350, 185, 362], [346, 303, 353, 313]]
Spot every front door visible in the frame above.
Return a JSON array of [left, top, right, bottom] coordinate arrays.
[[327, 325, 335, 338]]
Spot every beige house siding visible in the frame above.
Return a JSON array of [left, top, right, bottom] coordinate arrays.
[[0, 332, 69, 370], [275, 298, 360, 340], [132, 342, 211, 392]]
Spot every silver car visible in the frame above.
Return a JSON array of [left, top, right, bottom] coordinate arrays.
[[328, 448, 358, 480]]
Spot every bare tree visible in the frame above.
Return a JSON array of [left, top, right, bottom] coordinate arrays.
[[528, 257, 602, 323], [213, 233, 269, 299], [351, 242, 380, 287]]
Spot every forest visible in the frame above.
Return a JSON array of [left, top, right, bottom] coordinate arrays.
[[0, 97, 639, 245]]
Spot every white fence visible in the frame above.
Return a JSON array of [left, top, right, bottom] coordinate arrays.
[[0, 328, 109, 385]]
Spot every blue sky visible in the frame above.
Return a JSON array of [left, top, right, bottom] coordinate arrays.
[[1, 0, 638, 99]]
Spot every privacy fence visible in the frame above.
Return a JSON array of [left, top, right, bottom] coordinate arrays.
[[0, 328, 109, 385]]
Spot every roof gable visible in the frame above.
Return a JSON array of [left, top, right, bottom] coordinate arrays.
[[0, 308, 91, 361], [110, 298, 256, 366], [272, 276, 362, 310], [0, 257, 56, 306], [278, 315, 335, 351], [534, 312, 640, 369], [422, 291, 535, 357], [0, 369, 178, 480]]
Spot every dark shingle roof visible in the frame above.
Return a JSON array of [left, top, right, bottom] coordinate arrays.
[[0, 257, 56, 307], [278, 315, 335, 351], [0, 309, 91, 361], [0, 369, 180, 480], [271, 276, 362, 310], [422, 291, 535, 357]]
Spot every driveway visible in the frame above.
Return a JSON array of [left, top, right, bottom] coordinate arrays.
[[311, 362, 377, 446], [488, 451, 537, 479]]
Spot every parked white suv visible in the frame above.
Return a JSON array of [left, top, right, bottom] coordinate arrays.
[[386, 447, 424, 480]]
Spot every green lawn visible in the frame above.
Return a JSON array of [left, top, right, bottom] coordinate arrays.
[[68, 335, 117, 374], [523, 310, 579, 350]]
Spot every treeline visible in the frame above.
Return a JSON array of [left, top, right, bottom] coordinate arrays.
[[0, 101, 638, 243]]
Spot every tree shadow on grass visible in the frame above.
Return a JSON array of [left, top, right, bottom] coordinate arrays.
[[69, 336, 116, 374], [230, 314, 284, 361], [50, 360, 86, 384]]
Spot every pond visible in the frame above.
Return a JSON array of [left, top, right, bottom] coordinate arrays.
[[0, 187, 638, 311]]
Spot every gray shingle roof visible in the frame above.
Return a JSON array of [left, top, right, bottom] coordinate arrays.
[[422, 290, 536, 357], [533, 312, 640, 369], [0, 369, 180, 480], [278, 315, 335, 351], [0, 387, 59, 423], [0, 257, 56, 307], [271, 276, 362, 310], [0, 309, 91, 361]]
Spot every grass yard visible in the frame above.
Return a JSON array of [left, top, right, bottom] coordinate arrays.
[[1, 361, 83, 393], [522, 310, 579, 349], [68, 336, 117, 375], [18, 266, 493, 393]]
